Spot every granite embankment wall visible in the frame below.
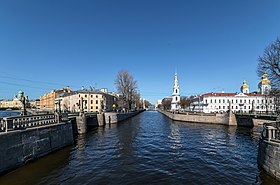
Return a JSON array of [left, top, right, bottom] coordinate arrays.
[[258, 125, 280, 181], [0, 122, 73, 175], [104, 110, 144, 124], [158, 110, 272, 127], [71, 110, 145, 134], [158, 109, 232, 125]]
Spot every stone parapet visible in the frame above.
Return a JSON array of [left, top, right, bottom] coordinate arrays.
[[0, 122, 73, 175]]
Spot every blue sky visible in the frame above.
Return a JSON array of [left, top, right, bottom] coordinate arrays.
[[0, 0, 280, 103]]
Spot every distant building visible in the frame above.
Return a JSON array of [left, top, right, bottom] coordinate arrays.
[[40, 86, 72, 110], [0, 91, 29, 109], [29, 99, 41, 109], [56, 89, 117, 113], [191, 74, 275, 113], [171, 73, 180, 110]]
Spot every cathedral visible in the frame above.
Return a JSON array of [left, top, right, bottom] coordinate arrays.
[[190, 73, 274, 113]]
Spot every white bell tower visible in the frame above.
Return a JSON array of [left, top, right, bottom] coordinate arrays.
[[171, 73, 180, 110]]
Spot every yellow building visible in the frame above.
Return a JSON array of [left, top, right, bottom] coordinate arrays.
[[57, 89, 117, 113], [40, 87, 71, 110], [0, 91, 26, 109]]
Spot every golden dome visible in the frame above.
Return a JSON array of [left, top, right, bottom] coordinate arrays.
[[241, 81, 249, 89], [259, 73, 270, 85]]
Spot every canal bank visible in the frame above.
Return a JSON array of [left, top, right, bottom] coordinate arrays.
[[157, 109, 273, 127], [157, 109, 237, 126], [0, 122, 73, 175], [258, 123, 280, 181], [0, 111, 278, 185], [71, 110, 145, 134]]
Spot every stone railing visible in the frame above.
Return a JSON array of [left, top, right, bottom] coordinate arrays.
[[0, 114, 57, 132], [262, 122, 280, 142]]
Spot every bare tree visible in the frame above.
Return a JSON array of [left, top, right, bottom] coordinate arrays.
[[179, 96, 192, 109], [115, 70, 137, 110], [161, 98, 172, 110], [257, 38, 280, 89]]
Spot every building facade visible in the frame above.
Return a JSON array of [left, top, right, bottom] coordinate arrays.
[[0, 91, 29, 109], [40, 86, 71, 110], [191, 74, 275, 113], [171, 73, 180, 110], [191, 92, 274, 113], [56, 89, 117, 113]]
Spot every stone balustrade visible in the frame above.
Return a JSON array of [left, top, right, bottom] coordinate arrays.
[[261, 122, 280, 141], [0, 114, 56, 132]]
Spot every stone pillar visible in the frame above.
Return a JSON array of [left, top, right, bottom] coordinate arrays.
[[76, 113, 87, 134], [228, 101, 237, 126], [97, 113, 105, 126]]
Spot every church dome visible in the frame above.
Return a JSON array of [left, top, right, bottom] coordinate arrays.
[[240, 81, 250, 93], [259, 73, 270, 85], [241, 81, 249, 89], [18, 90, 24, 98]]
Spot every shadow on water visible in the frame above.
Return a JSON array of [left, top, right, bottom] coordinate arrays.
[[0, 146, 72, 185]]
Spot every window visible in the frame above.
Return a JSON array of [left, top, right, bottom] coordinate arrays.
[[85, 100, 87, 104], [236, 106, 238, 109], [85, 95, 87, 98], [249, 100, 250, 104], [219, 99, 221, 103], [91, 106, 93, 109], [232, 106, 234, 109], [215, 99, 216, 103], [244, 106, 246, 109], [91, 100, 93, 104], [176, 97, 178, 101], [244, 100, 246, 103], [91, 95, 93, 98], [219, 106, 221, 109], [223, 106, 225, 109], [205, 99, 208, 104], [262, 100, 264, 104], [176, 89, 177, 93], [96, 95, 98, 98], [236, 100, 238, 103], [270, 100, 272, 103], [96, 106, 98, 109], [210, 99, 212, 103], [96, 100, 98, 104], [223, 99, 225, 103], [249, 106, 251, 109], [240, 99, 242, 103], [232, 100, 233, 103]]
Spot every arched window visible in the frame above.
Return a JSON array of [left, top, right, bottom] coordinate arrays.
[[176, 89, 178, 93], [176, 97, 178, 101]]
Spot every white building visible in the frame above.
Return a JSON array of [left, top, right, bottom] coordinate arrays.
[[191, 74, 275, 113], [171, 73, 180, 110]]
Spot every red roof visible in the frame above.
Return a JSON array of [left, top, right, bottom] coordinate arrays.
[[199, 92, 263, 97]]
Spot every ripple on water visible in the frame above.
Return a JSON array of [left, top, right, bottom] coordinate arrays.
[[0, 111, 277, 185]]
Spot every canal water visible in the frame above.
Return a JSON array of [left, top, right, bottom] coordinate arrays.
[[0, 111, 278, 185], [0, 110, 20, 118]]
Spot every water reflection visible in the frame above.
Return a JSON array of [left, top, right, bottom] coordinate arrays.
[[168, 124, 182, 150]]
